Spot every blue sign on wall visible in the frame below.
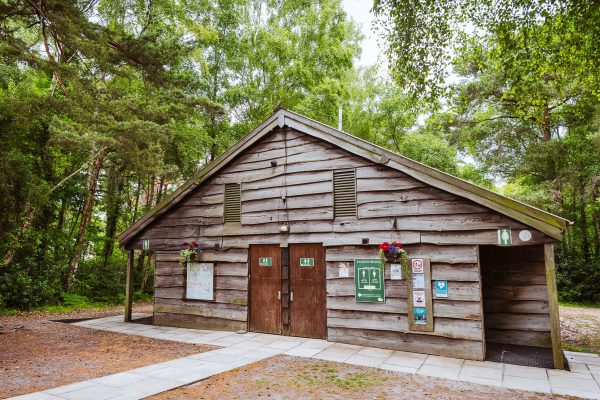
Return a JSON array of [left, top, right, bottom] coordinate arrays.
[[434, 280, 448, 298]]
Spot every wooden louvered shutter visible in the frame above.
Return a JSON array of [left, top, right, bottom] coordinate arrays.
[[333, 169, 357, 218], [224, 183, 241, 223]]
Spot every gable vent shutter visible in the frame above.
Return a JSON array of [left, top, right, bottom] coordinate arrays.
[[224, 183, 241, 223], [333, 169, 357, 218]]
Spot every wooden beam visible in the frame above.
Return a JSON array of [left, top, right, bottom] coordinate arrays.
[[544, 243, 564, 369], [124, 249, 134, 322]]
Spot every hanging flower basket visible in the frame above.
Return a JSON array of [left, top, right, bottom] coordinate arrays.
[[180, 241, 201, 267], [378, 241, 408, 270]]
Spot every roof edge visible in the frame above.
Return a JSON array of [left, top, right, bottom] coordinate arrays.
[[118, 108, 570, 246]]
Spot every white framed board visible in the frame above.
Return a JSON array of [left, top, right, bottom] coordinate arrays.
[[186, 262, 214, 301]]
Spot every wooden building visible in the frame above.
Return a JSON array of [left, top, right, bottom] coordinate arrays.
[[117, 109, 570, 368]]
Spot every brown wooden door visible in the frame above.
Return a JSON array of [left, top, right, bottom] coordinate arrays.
[[289, 243, 327, 339], [249, 244, 282, 334]]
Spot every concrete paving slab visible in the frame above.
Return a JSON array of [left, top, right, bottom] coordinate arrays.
[[379, 363, 419, 374], [503, 363, 548, 380], [58, 383, 130, 400], [423, 355, 464, 368], [45, 381, 96, 395], [114, 377, 181, 397], [9, 393, 65, 400], [549, 374, 600, 392], [551, 387, 600, 399], [502, 376, 551, 393], [383, 354, 426, 369], [93, 372, 152, 387], [458, 375, 501, 387], [345, 354, 386, 368], [284, 346, 324, 358], [548, 368, 595, 380], [296, 339, 333, 350], [392, 350, 428, 359], [417, 364, 461, 380], [355, 347, 394, 358], [459, 364, 503, 380]]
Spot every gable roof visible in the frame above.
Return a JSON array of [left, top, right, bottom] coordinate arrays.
[[118, 108, 570, 245]]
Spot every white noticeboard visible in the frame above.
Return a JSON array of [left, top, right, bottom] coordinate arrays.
[[186, 262, 214, 301]]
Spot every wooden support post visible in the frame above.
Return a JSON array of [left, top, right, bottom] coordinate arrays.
[[544, 243, 564, 369], [124, 249, 134, 322]]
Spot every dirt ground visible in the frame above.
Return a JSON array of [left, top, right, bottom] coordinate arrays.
[[0, 303, 215, 399], [560, 304, 600, 354], [152, 355, 569, 400], [0, 303, 596, 399]]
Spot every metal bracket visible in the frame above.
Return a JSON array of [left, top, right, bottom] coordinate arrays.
[[290, 291, 294, 301], [278, 290, 281, 300]]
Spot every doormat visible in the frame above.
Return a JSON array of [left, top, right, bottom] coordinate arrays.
[[486, 342, 555, 369]]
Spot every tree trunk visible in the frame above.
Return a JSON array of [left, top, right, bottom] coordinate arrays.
[[156, 176, 165, 204], [66, 149, 106, 289], [102, 164, 125, 271], [1, 203, 35, 267], [140, 252, 152, 291], [131, 179, 141, 224], [541, 103, 551, 140]]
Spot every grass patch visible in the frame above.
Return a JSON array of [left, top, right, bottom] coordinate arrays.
[[559, 301, 600, 309], [0, 292, 150, 316], [562, 343, 593, 353], [297, 364, 387, 391]]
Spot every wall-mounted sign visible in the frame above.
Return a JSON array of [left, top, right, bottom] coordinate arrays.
[[259, 257, 272, 267], [434, 280, 448, 298], [412, 274, 425, 289], [519, 230, 532, 242], [498, 228, 512, 246], [413, 290, 425, 306], [412, 259, 424, 274], [300, 258, 314, 267], [390, 264, 403, 280], [186, 262, 214, 301], [414, 307, 427, 324], [354, 258, 385, 303], [339, 262, 349, 278], [142, 238, 149, 250]]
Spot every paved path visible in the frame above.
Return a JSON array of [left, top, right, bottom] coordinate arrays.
[[10, 313, 600, 400]]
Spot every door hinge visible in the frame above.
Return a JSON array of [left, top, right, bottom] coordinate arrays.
[[290, 291, 294, 302], [278, 290, 281, 300]]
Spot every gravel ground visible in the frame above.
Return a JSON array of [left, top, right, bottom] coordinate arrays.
[[0, 303, 215, 399], [152, 355, 569, 400], [560, 305, 600, 354], [0, 303, 595, 399]]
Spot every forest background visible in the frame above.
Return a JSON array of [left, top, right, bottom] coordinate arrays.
[[0, 0, 598, 310]]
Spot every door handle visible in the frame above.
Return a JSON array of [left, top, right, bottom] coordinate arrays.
[[290, 291, 294, 301], [278, 290, 281, 300]]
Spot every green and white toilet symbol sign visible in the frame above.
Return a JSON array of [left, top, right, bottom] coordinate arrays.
[[498, 228, 512, 246], [299, 258, 314, 267], [259, 257, 272, 267]]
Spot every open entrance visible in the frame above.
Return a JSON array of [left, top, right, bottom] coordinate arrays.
[[480, 245, 554, 368], [249, 244, 282, 334], [289, 243, 327, 339]]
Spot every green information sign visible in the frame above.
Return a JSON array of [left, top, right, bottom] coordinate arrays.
[[498, 228, 512, 246], [354, 259, 385, 303], [259, 257, 272, 267], [299, 258, 314, 267]]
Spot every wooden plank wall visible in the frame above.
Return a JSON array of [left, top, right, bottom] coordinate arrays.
[[129, 126, 555, 359], [480, 245, 552, 348]]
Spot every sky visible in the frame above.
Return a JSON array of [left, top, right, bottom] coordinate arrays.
[[341, 0, 381, 67]]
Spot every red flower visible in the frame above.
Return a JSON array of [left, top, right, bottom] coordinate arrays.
[[191, 241, 198, 247], [397, 242, 403, 248]]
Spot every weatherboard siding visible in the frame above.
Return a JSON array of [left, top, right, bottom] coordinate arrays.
[[131, 126, 553, 360]]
